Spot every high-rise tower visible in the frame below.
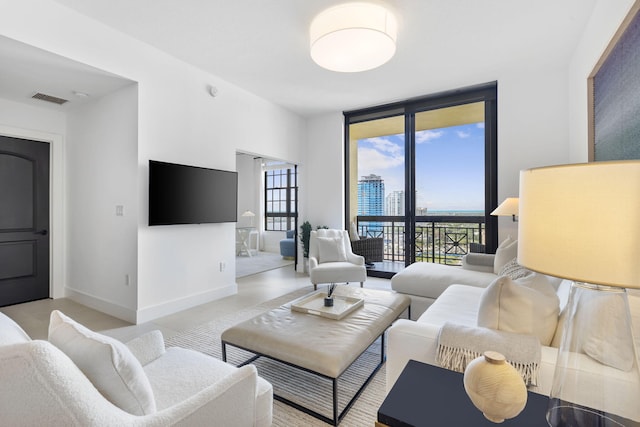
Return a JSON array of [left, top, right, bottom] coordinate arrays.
[[358, 174, 384, 235]]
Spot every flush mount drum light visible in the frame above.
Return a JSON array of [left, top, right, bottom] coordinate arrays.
[[310, 2, 398, 72]]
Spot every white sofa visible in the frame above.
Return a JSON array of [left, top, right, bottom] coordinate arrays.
[[391, 253, 499, 319], [387, 279, 640, 422], [392, 236, 520, 319], [0, 311, 273, 427]]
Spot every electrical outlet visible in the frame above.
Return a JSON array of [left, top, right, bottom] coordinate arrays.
[[116, 205, 124, 216], [219, 262, 225, 272], [125, 274, 130, 286]]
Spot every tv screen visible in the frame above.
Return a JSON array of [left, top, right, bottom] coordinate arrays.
[[148, 160, 238, 226]]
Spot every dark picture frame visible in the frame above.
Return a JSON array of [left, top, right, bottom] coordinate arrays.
[[589, 1, 640, 161]]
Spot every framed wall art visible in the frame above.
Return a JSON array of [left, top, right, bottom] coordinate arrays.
[[589, 1, 640, 161]]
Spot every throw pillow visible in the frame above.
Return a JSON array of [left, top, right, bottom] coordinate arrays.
[[499, 258, 530, 280], [478, 274, 560, 345], [349, 222, 360, 241], [493, 236, 518, 274], [552, 289, 635, 371], [48, 310, 156, 415], [317, 236, 347, 263]]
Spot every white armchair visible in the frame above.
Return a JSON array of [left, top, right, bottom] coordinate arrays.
[[309, 229, 367, 290], [0, 312, 273, 427]]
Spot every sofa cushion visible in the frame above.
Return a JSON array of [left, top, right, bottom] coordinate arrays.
[[317, 236, 347, 263], [392, 262, 497, 300], [493, 236, 518, 274], [499, 258, 530, 280], [48, 310, 156, 415], [418, 284, 484, 327], [552, 288, 635, 371], [477, 274, 560, 345]]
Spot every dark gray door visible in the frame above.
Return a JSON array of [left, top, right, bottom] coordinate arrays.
[[0, 135, 50, 306]]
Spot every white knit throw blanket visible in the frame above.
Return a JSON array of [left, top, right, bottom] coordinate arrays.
[[436, 322, 542, 386]]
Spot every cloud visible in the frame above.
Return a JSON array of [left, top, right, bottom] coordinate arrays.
[[416, 130, 444, 144], [456, 130, 471, 138], [363, 137, 403, 155], [358, 147, 404, 175], [476, 122, 485, 129]]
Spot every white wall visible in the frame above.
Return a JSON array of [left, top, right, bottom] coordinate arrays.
[[304, 112, 344, 229], [65, 85, 139, 320], [0, 0, 306, 323], [236, 153, 259, 232], [568, 0, 636, 162]]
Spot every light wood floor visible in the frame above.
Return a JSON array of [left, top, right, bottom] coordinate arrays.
[[0, 265, 392, 342]]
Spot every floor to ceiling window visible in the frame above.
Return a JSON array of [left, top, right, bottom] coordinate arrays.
[[264, 165, 298, 232], [345, 82, 497, 277]]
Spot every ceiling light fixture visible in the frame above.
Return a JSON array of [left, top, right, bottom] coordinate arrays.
[[310, 2, 398, 73]]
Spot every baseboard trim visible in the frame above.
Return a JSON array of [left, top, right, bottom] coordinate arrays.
[[65, 287, 137, 323], [65, 284, 238, 325], [135, 283, 238, 324]]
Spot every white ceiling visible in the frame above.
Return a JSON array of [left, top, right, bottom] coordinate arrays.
[[6, 0, 598, 117]]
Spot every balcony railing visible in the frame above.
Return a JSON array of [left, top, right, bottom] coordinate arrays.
[[356, 215, 485, 266]]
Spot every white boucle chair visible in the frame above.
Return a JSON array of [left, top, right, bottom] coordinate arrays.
[[309, 229, 367, 290], [0, 312, 273, 427]]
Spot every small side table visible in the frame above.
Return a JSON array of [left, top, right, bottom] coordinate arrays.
[[236, 227, 258, 257], [377, 360, 549, 427]]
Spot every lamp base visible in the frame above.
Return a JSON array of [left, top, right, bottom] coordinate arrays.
[[547, 398, 639, 427], [546, 282, 640, 426]]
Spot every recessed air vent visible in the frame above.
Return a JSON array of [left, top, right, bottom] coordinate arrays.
[[32, 92, 68, 105]]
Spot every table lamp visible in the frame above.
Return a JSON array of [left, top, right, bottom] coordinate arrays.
[[490, 197, 519, 222], [241, 210, 255, 227], [518, 161, 640, 425]]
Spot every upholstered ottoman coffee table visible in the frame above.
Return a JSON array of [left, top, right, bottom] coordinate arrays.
[[221, 286, 410, 426]]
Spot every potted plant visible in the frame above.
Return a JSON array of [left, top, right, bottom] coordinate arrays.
[[300, 221, 312, 258]]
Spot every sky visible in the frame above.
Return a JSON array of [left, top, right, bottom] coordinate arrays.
[[357, 122, 485, 212]]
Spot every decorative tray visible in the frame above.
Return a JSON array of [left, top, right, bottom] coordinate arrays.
[[290, 291, 364, 320]]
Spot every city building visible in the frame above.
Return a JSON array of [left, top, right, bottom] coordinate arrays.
[[385, 190, 405, 216], [358, 174, 385, 216]]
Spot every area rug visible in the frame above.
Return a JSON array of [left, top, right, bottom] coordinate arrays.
[[236, 251, 294, 278], [165, 287, 387, 426]]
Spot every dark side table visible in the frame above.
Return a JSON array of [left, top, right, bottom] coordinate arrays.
[[377, 359, 549, 427]]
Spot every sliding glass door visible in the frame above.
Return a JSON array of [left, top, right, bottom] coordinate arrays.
[[412, 103, 487, 265], [345, 83, 497, 277]]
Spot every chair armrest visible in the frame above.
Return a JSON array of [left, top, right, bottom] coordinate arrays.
[[126, 330, 166, 366], [309, 256, 319, 270], [161, 365, 259, 427], [346, 252, 365, 265], [462, 253, 495, 273], [386, 319, 442, 392]]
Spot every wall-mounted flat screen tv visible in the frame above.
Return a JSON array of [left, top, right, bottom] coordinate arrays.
[[149, 160, 238, 226]]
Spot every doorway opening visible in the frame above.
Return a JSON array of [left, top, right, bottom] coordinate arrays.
[[235, 152, 298, 278]]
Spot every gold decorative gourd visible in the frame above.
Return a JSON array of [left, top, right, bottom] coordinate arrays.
[[463, 351, 528, 423]]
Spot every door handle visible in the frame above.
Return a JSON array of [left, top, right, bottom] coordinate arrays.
[[35, 229, 48, 236]]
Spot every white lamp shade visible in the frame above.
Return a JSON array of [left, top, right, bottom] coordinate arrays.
[[490, 198, 519, 216], [241, 210, 255, 217], [310, 2, 398, 72], [518, 161, 640, 288]]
